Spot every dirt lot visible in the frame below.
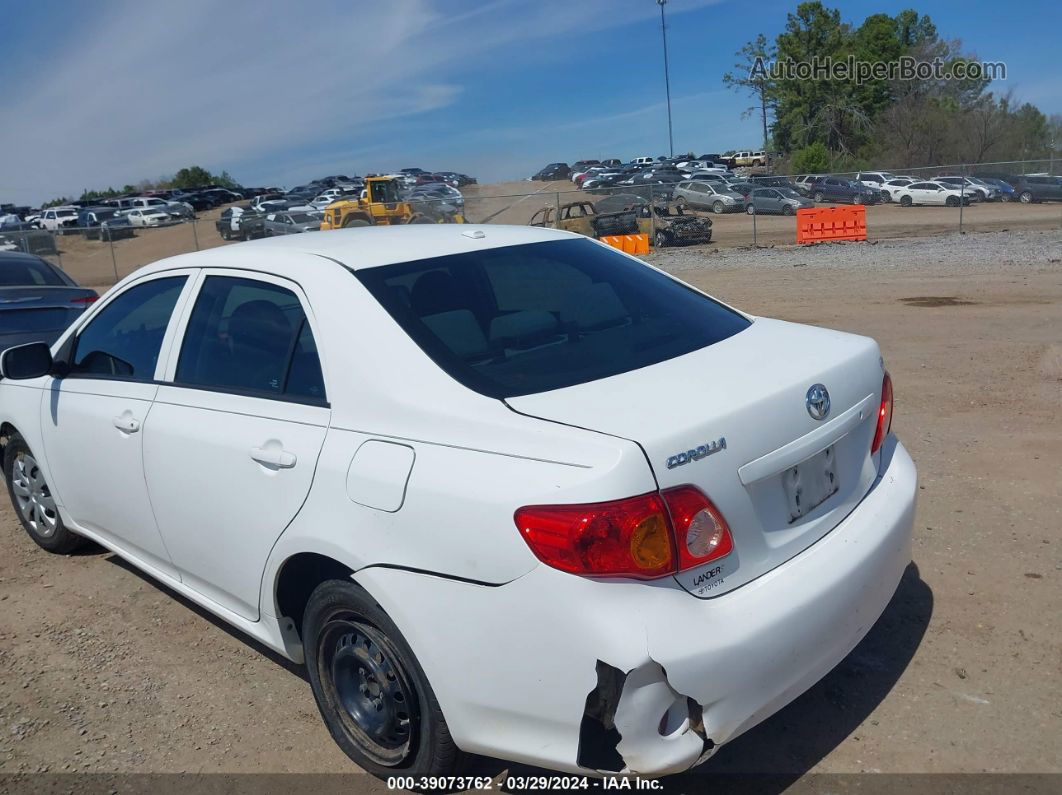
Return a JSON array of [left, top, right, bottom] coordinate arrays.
[[40, 181, 1062, 292], [0, 230, 1060, 787]]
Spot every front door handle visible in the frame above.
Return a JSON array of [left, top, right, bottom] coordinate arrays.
[[249, 446, 297, 469], [112, 414, 140, 433]]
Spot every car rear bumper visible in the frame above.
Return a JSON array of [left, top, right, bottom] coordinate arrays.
[[353, 437, 916, 777]]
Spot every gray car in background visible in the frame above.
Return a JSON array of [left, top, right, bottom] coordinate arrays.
[[673, 180, 746, 213], [744, 187, 815, 215], [0, 252, 98, 348], [262, 211, 321, 236]]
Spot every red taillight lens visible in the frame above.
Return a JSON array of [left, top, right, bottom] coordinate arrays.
[[515, 486, 733, 579], [515, 493, 675, 578], [662, 486, 734, 571], [871, 372, 894, 454], [70, 295, 98, 305]]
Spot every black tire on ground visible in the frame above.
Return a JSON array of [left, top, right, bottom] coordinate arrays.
[[1001, 194, 1012, 202], [745, 205, 756, 215], [712, 201, 725, 214], [752, 159, 761, 167], [3, 434, 83, 554], [813, 192, 825, 203], [782, 204, 794, 216], [945, 196, 959, 207], [220, 228, 231, 240], [900, 195, 913, 207], [344, 219, 371, 228], [303, 579, 463, 779], [654, 230, 670, 248], [1019, 191, 1033, 203], [881, 191, 891, 202]]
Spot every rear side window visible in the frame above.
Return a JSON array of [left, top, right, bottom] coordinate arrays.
[[71, 276, 187, 380], [175, 276, 325, 403], [355, 238, 750, 398], [0, 256, 69, 286]]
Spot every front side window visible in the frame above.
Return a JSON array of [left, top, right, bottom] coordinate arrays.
[[355, 238, 750, 399], [175, 276, 325, 403], [70, 276, 187, 380]]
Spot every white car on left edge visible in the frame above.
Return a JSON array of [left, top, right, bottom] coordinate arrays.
[[0, 225, 917, 782]]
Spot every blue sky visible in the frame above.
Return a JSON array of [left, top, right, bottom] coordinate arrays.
[[2, 0, 1059, 204]]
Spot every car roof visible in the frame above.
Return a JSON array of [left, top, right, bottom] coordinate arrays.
[[138, 225, 577, 277]]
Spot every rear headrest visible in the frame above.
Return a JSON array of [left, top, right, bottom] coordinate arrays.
[[422, 310, 489, 361], [560, 282, 628, 331], [489, 310, 559, 346]]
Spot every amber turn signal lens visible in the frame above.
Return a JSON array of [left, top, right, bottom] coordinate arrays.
[[630, 513, 671, 569]]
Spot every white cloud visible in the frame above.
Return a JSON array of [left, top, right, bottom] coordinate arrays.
[[1, 0, 725, 203]]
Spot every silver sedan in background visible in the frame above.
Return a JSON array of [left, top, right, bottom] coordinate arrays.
[[673, 180, 746, 213], [744, 187, 815, 215], [262, 211, 322, 236]]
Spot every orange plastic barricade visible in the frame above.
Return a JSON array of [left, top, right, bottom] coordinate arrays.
[[795, 206, 867, 244], [600, 234, 650, 255]]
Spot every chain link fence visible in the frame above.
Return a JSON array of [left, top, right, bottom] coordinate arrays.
[[4, 158, 1058, 291]]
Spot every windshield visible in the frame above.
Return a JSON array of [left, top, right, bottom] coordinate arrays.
[[0, 255, 69, 286], [778, 188, 801, 198], [369, 181, 400, 203], [354, 238, 750, 398]]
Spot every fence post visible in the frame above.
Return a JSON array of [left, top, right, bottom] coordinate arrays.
[[959, 163, 965, 235], [191, 217, 200, 251], [649, 183, 656, 244], [554, 192, 561, 229], [108, 233, 118, 283], [54, 232, 62, 268], [751, 201, 758, 247]]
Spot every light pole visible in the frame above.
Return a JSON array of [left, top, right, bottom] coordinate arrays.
[[658, 0, 674, 157]]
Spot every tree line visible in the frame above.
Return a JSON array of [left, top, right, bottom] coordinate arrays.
[[44, 166, 241, 208], [723, 2, 1060, 174]]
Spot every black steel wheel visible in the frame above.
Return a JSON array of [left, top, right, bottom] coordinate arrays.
[[303, 579, 462, 778]]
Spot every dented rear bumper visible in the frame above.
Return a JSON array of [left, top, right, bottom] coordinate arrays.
[[352, 438, 916, 776]]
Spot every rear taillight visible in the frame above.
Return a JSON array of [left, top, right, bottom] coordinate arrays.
[[515, 486, 733, 580], [661, 486, 734, 571], [871, 372, 893, 454], [70, 295, 98, 305]]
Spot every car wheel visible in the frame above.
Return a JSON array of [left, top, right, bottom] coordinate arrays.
[[813, 192, 825, 203], [712, 201, 725, 214], [899, 195, 913, 207], [782, 204, 794, 216], [752, 159, 761, 167], [220, 228, 231, 240], [1000, 193, 1012, 202], [880, 190, 890, 202], [344, 219, 371, 228], [303, 579, 462, 778], [945, 196, 959, 207], [4, 435, 82, 554], [745, 205, 756, 215], [1019, 191, 1033, 203]]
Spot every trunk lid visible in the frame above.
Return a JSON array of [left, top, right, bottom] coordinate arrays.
[[507, 318, 885, 597]]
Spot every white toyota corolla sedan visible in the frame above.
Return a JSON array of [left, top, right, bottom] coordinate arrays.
[[0, 226, 916, 779]]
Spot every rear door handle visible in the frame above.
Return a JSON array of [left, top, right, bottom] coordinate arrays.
[[112, 415, 140, 433], [249, 446, 297, 469]]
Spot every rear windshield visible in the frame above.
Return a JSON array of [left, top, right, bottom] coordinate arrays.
[[354, 238, 750, 398]]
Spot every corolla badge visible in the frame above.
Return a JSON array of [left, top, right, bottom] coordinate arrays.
[[666, 438, 726, 469], [806, 383, 831, 420]]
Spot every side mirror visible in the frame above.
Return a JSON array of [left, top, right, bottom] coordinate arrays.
[[0, 341, 54, 380]]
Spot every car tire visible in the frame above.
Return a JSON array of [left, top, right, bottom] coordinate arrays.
[[3, 434, 83, 555], [881, 190, 890, 202], [1000, 194, 1012, 202], [945, 196, 959, 207], [654, 230, 670, 248], [1019, 191, 1033, 203], [782, 204, 794, 216], [712, 201, 725, 214], [813, 192, 824, 203], [220, 228, 231, 240], [745, 205, 756, 215], [899, 195, 913, 207], [303, 579, 463, 779], [752, 159, 761, 167]]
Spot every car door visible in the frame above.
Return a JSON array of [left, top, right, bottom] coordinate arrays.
[[38, 272, 194, 576], [143, 271, 329, 620]]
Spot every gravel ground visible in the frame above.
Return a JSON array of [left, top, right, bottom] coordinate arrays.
[[647, 229, 1062, 274]]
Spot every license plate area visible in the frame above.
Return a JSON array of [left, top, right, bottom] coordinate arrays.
[[783, 445, 839, 523]]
